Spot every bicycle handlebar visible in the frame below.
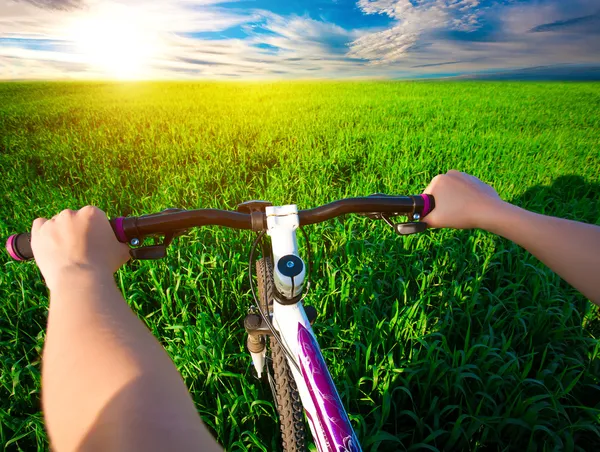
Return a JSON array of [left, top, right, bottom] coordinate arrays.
[[298, 195, 432, 225], [6, 195, 434, 262]]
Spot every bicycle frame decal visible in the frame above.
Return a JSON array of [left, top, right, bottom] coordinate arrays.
[[297, 323, 361, 452]]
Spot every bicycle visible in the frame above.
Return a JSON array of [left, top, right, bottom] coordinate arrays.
[[6, 193, 435, 451]]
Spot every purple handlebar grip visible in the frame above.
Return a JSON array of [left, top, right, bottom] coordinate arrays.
[[6, 235, 24, 261], [420, 194, 431, 218], [113, 217, 127, 243]]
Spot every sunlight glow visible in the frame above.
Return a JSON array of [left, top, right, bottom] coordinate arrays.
[[67, 6, 160, 80]]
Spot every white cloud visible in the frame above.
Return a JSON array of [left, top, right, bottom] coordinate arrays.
[[0, 0, 387, 79], [153, 16, 387, 79], [349, 0, 484, 63], [12, 0, 83, 10], [0, 0, 599, 79], [248, 13, 364, 58], [348, 0, 600, 70], [0, 0, 264, 79]]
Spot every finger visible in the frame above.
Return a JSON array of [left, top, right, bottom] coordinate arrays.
[[423, 211, 441, 229], [462, 172, 485, 187], [59, 209, 76, 217], [460, 171, 473, 182], [446, 169, 462, 178], [118, 242, 131, 263], [31, 218, 48, 236], [78, 205, 106, 219], [52, 209, 75, 220], [424, 174, 443, 194], [468, 173, 484, 183], [31, 219, 50, 257]]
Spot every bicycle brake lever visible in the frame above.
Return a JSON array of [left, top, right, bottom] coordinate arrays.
[[129, 232, 175, 260], [394, 222, 427, 235], [379, 213, 428, 236], [130, 245, 167, 260]]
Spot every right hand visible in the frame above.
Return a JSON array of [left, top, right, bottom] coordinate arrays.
[[423, 170, 505, 229]]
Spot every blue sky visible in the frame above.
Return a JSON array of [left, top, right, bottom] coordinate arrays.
[[0, 0, 599, 79]]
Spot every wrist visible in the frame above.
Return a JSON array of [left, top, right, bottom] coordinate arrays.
[[47, 264, 116, 293], [476, 200, 520, 234]]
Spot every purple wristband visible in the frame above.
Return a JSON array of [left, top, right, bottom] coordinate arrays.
[[420, 194, 431, 218], [6, 235, 23, 261], [113, 217, 127, 243]]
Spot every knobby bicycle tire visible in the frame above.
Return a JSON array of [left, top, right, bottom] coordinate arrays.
[[256, 257, 307, 452]]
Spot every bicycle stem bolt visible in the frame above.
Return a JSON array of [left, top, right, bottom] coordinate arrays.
[[278, 255, 303, 278]]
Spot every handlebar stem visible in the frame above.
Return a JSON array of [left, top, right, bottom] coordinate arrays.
[[266, 205, 306, 299]]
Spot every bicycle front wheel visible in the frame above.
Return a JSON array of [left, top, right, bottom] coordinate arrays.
[[256, 257, 307, 452]]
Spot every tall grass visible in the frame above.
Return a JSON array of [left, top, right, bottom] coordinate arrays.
[[1, 81, 599, 451]]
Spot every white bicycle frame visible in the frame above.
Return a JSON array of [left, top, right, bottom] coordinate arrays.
[[250, 205, 362, 452]]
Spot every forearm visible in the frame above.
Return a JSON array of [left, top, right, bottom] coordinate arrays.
[[481, 202, 600, 305], [42, 268, 219, 451]]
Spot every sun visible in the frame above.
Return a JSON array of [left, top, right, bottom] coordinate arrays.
[[68, 6, 159, 80]]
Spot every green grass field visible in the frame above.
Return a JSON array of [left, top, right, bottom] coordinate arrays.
[[1, 81, 599, 451]]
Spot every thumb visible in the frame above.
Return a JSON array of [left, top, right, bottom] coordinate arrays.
[[422, 177, 443, 228]]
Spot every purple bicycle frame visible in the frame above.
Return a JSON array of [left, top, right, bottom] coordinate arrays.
[[296, 323, 361, 452]]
